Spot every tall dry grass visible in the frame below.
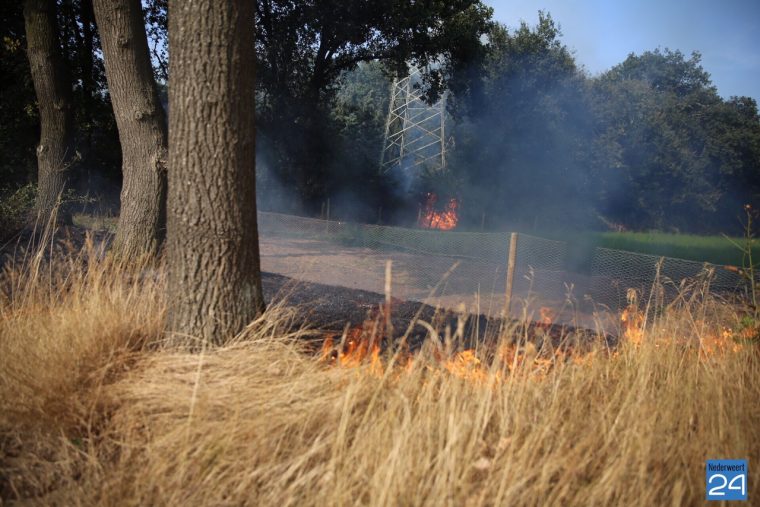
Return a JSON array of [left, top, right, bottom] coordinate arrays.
[[1, 237, 758, 505]]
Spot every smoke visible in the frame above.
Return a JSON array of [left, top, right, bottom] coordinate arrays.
[[441, 16, 760, 236], [255, 140, 303, 215], [440, 16, 600, 233], [255, 14, 760, 237]]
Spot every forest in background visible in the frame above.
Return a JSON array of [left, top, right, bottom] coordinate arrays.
[[2, 1, 759, 236]]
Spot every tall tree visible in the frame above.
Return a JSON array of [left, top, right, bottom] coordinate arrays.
[[55, 0, 122, 188], [23, 0, 76, 224], [166, 0, 265, 346], [92, 0, 168, 258], [448, 14, 594, 230], [592, 49, 760, 231]]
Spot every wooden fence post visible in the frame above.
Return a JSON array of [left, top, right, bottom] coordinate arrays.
[[505, 232, 518, 318], [385, 260, 393, 343], [325, 198, 331, 233]]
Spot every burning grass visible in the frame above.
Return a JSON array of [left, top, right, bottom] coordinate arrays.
[[418, 192, 459, 231], [1, 238, 759, 505]]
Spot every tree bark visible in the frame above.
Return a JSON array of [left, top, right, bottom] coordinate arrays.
[[166, 0, 265, 347], [92, 0, 168, 258], [23, 0, 76, 225]]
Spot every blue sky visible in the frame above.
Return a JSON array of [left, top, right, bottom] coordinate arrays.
[[483, 0, 760, 99]]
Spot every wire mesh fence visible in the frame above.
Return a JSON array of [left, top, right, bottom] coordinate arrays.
[[258, 211, 512, 316], [512, 233, 568, 307], [257, 211, 751, 327], [589, 247, 747, 311]]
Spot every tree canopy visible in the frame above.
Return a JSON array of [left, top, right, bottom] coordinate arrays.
[[592, 49, 760, 231]]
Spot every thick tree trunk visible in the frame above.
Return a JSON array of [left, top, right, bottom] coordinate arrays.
[[23, 0, 76, 225], [166, 0, 265, 346], [92, 0, 168, 258]]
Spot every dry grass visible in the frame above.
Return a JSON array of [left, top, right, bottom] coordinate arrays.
[[1, 238, 758, 506]]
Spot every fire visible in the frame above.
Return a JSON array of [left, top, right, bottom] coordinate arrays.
[[618, 305, 746, 357], [419, 192, 459, 230], [539, 306, 555, 328], [621, 289, 644, 346], [320, 304, 391, 375], [699, 327, 745, 358], [320, 300, 750, 386], [443, 350, 491, 383], [620, 306, 644, 346], [319, 307, 572, 384], [321, 329, 384, 375]]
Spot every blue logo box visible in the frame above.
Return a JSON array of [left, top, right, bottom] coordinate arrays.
[[706, 459, 748, 501]]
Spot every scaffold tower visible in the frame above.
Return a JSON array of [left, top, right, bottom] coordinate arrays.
[[379, 68, 447, 175]]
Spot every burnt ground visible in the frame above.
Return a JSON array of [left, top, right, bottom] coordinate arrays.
[[261, 271, 615, 352]]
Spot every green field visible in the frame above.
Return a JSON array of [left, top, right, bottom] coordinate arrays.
[[538, 230, 760, 272], [334, 222, 760, 271]]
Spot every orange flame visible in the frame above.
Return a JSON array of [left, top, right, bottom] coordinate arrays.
[[320, 305, 748, 384], [620, 306, 644, 346], [618, 305, 746, 357], [419, 193, 459, 231], [321, 325, 383, 374], [321, 330, 605, 384], [699, 326, 745, 358], [443, 350, 492, 383], [319, 303, 393, 374], [539, 306, 555, 328]]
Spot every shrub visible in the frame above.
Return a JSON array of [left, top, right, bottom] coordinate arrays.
[[0, 183, 36, 242]]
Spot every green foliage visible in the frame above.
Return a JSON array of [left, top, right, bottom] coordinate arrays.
[[0, 183, 36, 241], [528, 225, 760, 273], [3, 1, 760, 238], [592, 49, 760, 231], [142, 0, 168, 82], [0, 184, 101, 242], [592, 231, 760, 266], [722, 206, 760, 323], [255, 0, 492, 104], [56, 0, 121, 183], [324, 62, 399, 222], [448, 19, 760, 234]]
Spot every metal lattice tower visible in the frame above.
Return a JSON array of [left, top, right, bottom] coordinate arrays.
[[379, 68, 447, 175]]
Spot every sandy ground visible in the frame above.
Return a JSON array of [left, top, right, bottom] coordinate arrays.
[[259, 235, 619, 332]]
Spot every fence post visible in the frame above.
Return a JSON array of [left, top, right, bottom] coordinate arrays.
[[385, 260, 393, 343], [325, 198, 331, 234], [505, 232, 518, 318]]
